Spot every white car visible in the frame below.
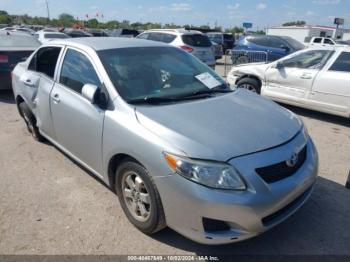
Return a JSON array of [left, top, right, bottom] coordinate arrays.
[[136, 29, 216, 68], [307, 37, 336, 47], [34, 30, 69, 44], [227, 46, 350, 118]]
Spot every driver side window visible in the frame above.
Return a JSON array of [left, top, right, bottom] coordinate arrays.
[[59, 49, 101, 94], [282, 50, 333, 69]]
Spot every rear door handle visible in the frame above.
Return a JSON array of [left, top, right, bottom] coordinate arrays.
[[52, 94, 60, 103]]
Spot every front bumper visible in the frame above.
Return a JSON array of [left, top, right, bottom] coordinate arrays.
[[154, 132, 318, 245]]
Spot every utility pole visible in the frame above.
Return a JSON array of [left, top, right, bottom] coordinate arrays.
[[45, 0, 50, 21]]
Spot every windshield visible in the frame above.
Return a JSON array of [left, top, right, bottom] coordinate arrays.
[[280, 36, 304, 50], [98, 46, 228, 103], [44, 33, 69, 39]]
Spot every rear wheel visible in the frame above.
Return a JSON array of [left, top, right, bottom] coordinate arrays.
[[115, 160, 166, 234], [236, 77, 261, 94], [19, 102, 44, 142]]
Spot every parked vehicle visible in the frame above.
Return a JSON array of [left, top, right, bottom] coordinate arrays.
[[85, 28, 109, 37], [34, 31, 69, 44], [0, 31, 40, 90], [336, 40, 350, 46], [137, 29, 216, 68], [306, 37, 336, 47], [227, 46, 350, 118], [1, 27, 15, 31], [11, 27, 36, 35], [63, 29, 93, 38], [106, 29, 140, 38], [211, 41, 223, 60], [12, 37, 318, 245], [206, 32, 235, 52], [233, 35, 305, 63]]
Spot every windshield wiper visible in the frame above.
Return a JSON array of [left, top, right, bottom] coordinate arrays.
[[127, 96, 187, 105]]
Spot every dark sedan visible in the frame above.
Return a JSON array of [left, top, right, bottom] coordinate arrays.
[[0, 32, 41, 90]]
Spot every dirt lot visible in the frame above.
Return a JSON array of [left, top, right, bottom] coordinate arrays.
[[0, 88, 349, 255]]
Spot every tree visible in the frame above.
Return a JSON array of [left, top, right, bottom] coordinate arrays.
[[282, 20, 306, 26], [58, 13, 75, 27], [0, 10, 11, 24], [87, 18, 98, 28]]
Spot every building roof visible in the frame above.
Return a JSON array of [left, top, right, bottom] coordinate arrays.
[[268, 25, 350, 31]]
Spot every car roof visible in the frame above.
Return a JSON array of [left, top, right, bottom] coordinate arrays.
[[143, 29, 203, 35], [49, 37, 169, 51]]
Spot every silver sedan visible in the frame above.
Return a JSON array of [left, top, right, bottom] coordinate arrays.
[[11, 37, 318, 245]]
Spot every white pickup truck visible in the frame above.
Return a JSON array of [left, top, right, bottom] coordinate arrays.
[[307, 37, 336, 47], [227, 46, 350, 118]]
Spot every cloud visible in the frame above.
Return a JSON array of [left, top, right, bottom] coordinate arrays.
[[256, 3, 267, 10], [312, 0, 341, 4], [306, 10, 315, 16], [170, 3, 192, 12], [227, 3, 240, 10]]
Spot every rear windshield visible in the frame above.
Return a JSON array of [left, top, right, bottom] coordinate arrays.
[[182, 34, 212, 47], [0, 35, 41, 47], [224, 34, 233, 40], [44, 33, 69, 39]]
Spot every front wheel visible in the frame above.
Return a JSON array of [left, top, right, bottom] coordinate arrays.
[[115, 160, 166, 234], [236, 78, 261, 94]]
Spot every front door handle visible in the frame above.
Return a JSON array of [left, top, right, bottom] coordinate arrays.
[[52, 94, 60, 103], [300, 74, 312, 79]]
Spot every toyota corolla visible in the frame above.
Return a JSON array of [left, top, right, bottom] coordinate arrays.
[[12, 38, 318, 244]]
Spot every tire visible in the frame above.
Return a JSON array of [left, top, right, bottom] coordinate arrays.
[[19, 102, 45, 142], [236, 77, 261, 94], [115, 160, 166, 234]]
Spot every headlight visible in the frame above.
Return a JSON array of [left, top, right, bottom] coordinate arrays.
[[164, 153, 246, 190]]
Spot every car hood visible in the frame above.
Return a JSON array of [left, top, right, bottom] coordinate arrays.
[[135, 89, 302, 161]]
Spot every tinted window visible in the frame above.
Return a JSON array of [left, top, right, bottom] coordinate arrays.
[[161, 33, 176, 43], [0, 35, 41, 47], [147, 33, 163, 42], [136, 33, 149, 40], [282, 50, 333, 69], [182, 34, 211, 47], [44, 33, 69, 39], [248, 36, 270, 47], [267, 37, 284, 48], [223, 34, 233, 40], [329, 52, 350, 72], [313, 38, 322, 43], [324, 38, 334, 45], [60, 49, 100, 93], [280, 36, 304, 50], [29, 47, 61, 78]]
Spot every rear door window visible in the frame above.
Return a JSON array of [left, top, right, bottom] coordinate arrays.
[[329, 52, 350, 72], [28, 46, 61, 78], [324, 39, 334, 45], [181, 34, 211, 47], [59, 49, 100, 93]]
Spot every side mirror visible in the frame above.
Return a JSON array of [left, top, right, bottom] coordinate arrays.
[[281, 45, 290, 53], [275, 61, 284, 69], [81, 83, 99, 104]]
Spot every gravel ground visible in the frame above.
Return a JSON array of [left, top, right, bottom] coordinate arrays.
[[0, 86, 349, 256]]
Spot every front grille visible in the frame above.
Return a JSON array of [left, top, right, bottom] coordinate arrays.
[[256, 145, 307, 184], [262, 186, 312, 227], [202, 217, 231, 232]]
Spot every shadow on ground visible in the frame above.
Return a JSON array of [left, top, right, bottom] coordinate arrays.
[[151, 177, 350, 255], [280, 103, 349, 127], [0, 90, 15, 104]]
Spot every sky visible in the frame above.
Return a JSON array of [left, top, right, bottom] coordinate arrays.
[[1, 0, 350, 29]]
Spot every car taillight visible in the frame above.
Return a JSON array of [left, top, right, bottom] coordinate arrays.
[[180, 45, 194, 53], [0, 55, 9, 63]]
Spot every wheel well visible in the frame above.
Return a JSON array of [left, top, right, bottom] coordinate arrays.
[[236, 75, 262, 87], [16, 95, 25, 117], [107, 153, 142, 191]]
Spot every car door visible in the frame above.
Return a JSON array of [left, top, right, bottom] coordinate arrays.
[[264, 49, 333, 101], [50, 47, 105, 174], [23, 46, 62, 137], [310, 51, 350, 116]]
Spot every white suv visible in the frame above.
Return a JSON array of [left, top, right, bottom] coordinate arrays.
[[136, 29, 216, 68]]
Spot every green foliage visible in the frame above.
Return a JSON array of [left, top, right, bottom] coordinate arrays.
[[225, 26, 244, 34], [282, 20, 306, 26]]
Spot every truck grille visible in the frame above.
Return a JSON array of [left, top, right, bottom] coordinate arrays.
[[256, 145, 307, 183]]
